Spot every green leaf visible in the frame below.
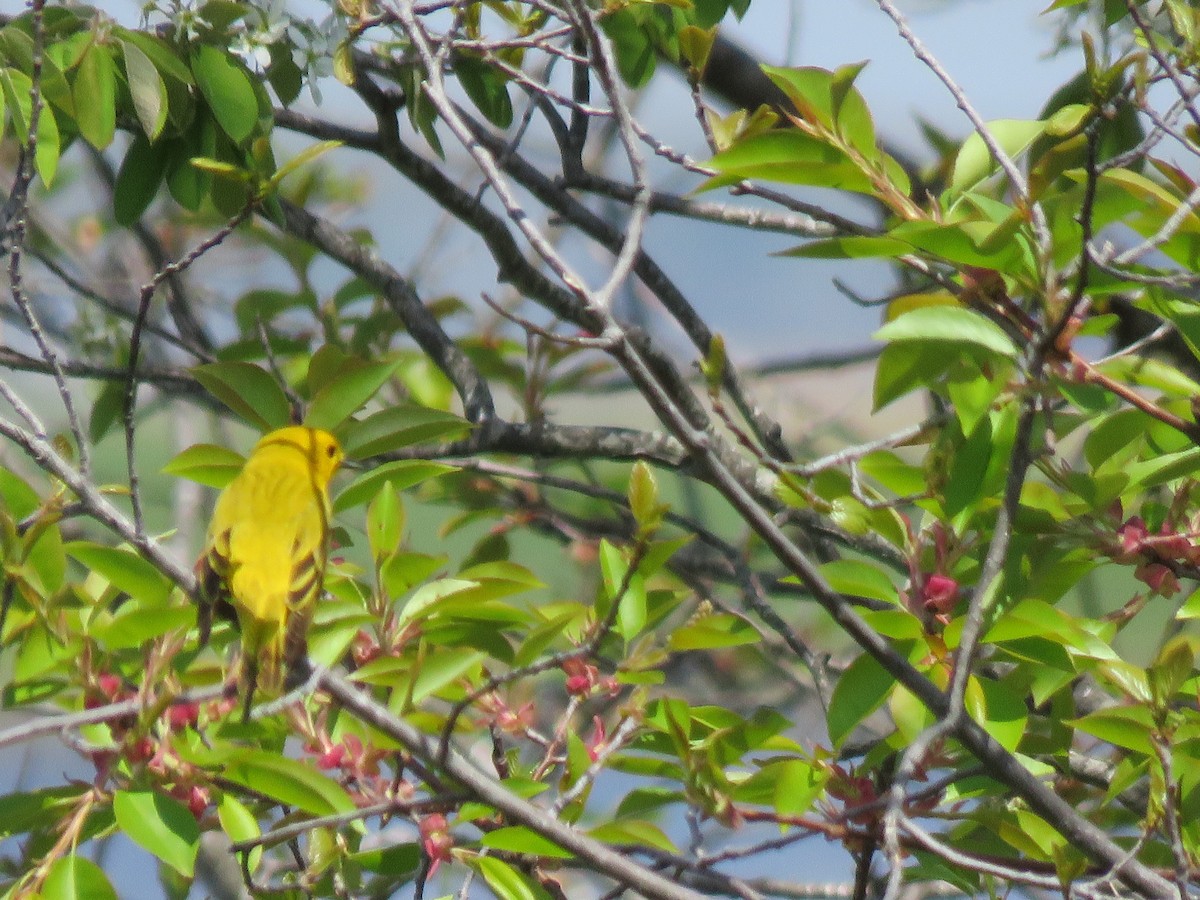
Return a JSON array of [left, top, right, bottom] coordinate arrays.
[[1150, 635, 1198, 705], [1070, 706, 1155, 754], [87, 380, 124, 445], [333, 460, 457, 513], [122, 39, 168, 139], [112, 790, 200, 877], [827, 651, 893, 747], [678, 25, 716, 72], [874, 306, 1018, 359], [394, 569, 537, 627], [191, 44, 257, 143], [192, 361, 292, 431], [944, 417, 993, 518], [306, 344, 355, 396], [115, 29, 195, 86], [1177, 586, 1200, 620], [480, 825, 573, 859], [628, 460, 664, 532], [587, 819, 676, 853], [333, 39, 354, 86], [357, 648, 486, 702], [266, 139, 341, 189], [161, 442, 246, 488], [1144, 294, 1200, 367], [761, 64, 836, 128], [1097, 353, 1200, 400], [304, 358, 401, 432], [474, 855, 553, 900], [217, 794, 261, 873], [166, 120, 215, 210], [872, 340, 955, 410], [859, 450, 927, 499], [267, 41, 304, 104], [113, 133, 169, 225], [707, 131, 872, 194], [457, 56, 513, 128], [366, 486, 403, 561], [66, 542, 172, 606], [219, 749, 357, 816], [4, 27, 74, 116], [780, 234, 910, 259], [951, 119, 1046, 193], [733, 758, 825, 818], [830, 61, 875, 153], [891, 219, 1028, 269], [0, 469, 64, 594], [399, 64, 443, 156], [1045, 102, 1090, 137], [98, 605, 193, 649], [235, 287, 313, 329], [615, 786, 684, 818], [342, 405, 472, 458], [667, 613, 759, 650], [599, 540, 647, 641], [1086, 168, 1200, 268], [947, 360, 1007, 437], [351, 842, 420, 877], [189, 155, 251, 182], [41, 854, 117, 900], [0, 786, 87, 838], [819, 559, 898, 605], [380, 550, 447, 598], [600, 9, 656, 88], [890, 682, 935, 743], [75, 42, 116, 148], [0, 67, 61, 185], [307, 596, 373, 668], [772, 758, 827, 817], [975, 676, 1027, 753], [1124, 446, 1200, 490]]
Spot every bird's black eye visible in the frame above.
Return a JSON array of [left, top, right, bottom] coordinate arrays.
[[326, 444, 337, 457]]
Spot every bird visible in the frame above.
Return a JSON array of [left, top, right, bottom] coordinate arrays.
[[194, 425, 344, 721]]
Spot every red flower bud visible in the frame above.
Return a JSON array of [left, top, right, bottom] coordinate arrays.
[[167, 702, 200, 731], [922, 574, 959, 614], [1136, 562, 1180, 597], [317, 745, 346, 770]]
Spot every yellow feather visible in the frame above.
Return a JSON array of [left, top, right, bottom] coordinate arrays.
[[195, 425, 344, 721]]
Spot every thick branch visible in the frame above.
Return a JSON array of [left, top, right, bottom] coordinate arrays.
[[276, 198, 495, 423]]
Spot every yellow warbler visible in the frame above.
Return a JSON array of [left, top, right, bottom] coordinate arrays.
[[195, 425, 344, 721]]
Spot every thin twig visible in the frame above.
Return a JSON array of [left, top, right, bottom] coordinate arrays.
[[5, 0, 90, 476], [123, 202, 254, 535]]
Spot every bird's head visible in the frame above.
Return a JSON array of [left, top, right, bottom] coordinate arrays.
[[253, 426, 345, 488]]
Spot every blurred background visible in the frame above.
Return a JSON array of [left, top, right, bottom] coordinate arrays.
[[0, 1, 1097, 895]]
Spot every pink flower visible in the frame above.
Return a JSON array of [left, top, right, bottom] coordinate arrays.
[[419, 813, 453, 876]]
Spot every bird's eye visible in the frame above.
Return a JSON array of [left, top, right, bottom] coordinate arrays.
[[326, 444, 337, 458]]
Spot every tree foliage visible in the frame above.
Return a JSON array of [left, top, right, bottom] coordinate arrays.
[[2, 0, 1200, 898]]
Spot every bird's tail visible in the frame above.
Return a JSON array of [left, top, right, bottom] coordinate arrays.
[[238, 618, 286, 723]]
